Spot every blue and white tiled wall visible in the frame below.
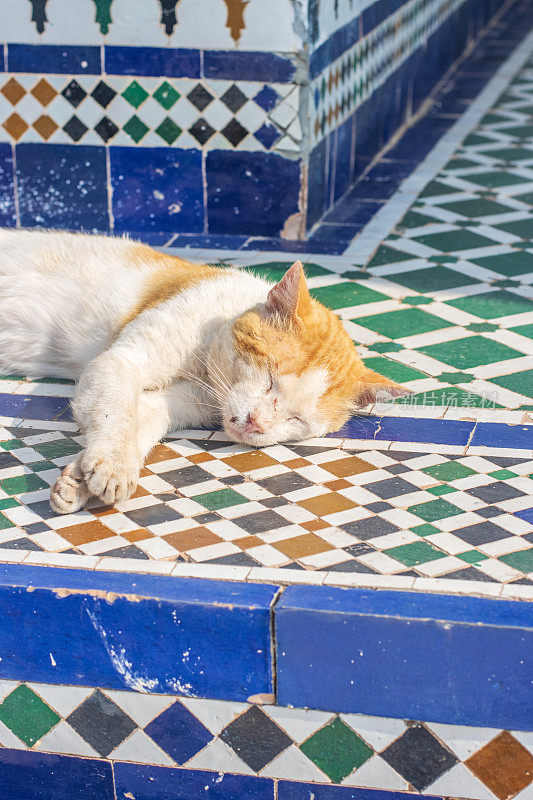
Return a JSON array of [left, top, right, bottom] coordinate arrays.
[[0, 0, 505, 240]]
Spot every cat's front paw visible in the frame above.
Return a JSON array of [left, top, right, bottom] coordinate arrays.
[[81, 448, 140, 506], [50, 461, 90, 514]]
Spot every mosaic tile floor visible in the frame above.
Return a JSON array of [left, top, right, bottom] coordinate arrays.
[[0, 31, 532, 601], [0, 678, 531, 797]]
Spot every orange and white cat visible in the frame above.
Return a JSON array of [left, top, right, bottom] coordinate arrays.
[[0, 230, 408, 513]]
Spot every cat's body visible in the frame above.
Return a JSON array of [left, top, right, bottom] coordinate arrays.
[[0, 230, 407, 513]]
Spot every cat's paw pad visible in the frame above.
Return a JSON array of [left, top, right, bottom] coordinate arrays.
[[81, 450, 140, 506], [50, 462, 90, 514]]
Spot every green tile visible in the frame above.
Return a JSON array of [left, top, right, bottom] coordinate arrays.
[[458, 550, 489, 563], [489, 369, 533, 399], [310, 282, 387, 309], [464, 171, 528, 188], [413, 229, 496, 252], [466, 322, 500, 332], [470, 251, 533, 276], [447, 290, 533, 319], [0, 474, 48, 495], [510, 324, 533, 339], [0, 374, 24, 380], [0, 513, 14, 529], [417, 336, 523, 369], [436, 371, 475, 385], [28, 460, 56, 473], [464, 133, 493, 146], [300, 718, 373, 783], [122, 80, 149, 108], [123, 115, 149, 143], [439, 198, 512, 217], [367, 245, 413, 267], [354, 308, 451, 338], [0, 685, 60, 746], [499, 549, 533, 573], [483, 147, 533, 162], [422, 462, 476, 481], [408, 498, 464, 521], [153, 81, 180, 109], [402, 296, 433, 305], [489, 469, 518, 479], [243, 262, 330, 282], [411, 523, 440, 537], [495, 219, 533, 239], [35, 439, 82, 459], [420, 180, 458, 198], [405, 387, 489, 407], [369, 342, 403, 353], [391, 266, 476, 292], [155, 117, 182, 144], [384, 541, 446, 566], [192, 488, 248, 510], [445, 158, 479, 169], [362, 357, 428, 382], [0, 498, 19, 510], [514, 190, 533, 205], [397, 211, 436, 229], [427, 485, 457, 496], [0, 439, 23, 451]]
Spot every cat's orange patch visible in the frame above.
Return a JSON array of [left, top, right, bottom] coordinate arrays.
[[119, 244, 221, 329]]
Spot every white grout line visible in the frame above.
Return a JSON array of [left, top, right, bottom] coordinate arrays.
[[343, 26, 533, 260]]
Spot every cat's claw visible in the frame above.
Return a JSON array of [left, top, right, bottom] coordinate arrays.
[[81, 450, 139, 506], [50, 461, 91, 514]]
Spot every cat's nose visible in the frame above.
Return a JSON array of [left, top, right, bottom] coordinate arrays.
[[244, 413, 264, 434]]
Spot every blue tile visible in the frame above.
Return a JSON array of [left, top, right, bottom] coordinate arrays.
[[309, 18, 359, 79], [242, 238, 347, 255], [8, 44, 100, 74], [111, 147, 204, 233], [144, 701, 212, 763], [276, 586, 532, 728], [324, 198, 383, 225], [307, 138, 328, 230], [309, 223, 363, 244], [0, 47, 4, 71], [254, 123, 282, 150], [515, 507, 533, 524], [128, 232, 176, 246], [105, 46, 200, 78], [0, 144, 15, 227], [334, 416, 476, 447], [114, 763, 274, 800], [253, 86, 279, 113], [333, 116, 353, 202], [348, 160, 417, 201], [0, 393, 70, 421], [386, 116, 454, 161], [169, 233, 248, 249], [469, 423, 533, 450], [0, 749, 114, 800], [204, 51, 295, 82], [278, 784, 440, 800], [16, 144, 108, 231], [206, 151, 300, 236], [0, 565, 277, 700]]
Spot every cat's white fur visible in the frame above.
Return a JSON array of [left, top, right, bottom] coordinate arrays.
[[0, 230, 329, 513]]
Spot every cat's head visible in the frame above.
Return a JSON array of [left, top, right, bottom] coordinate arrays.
[[220, 261, 410, 445]]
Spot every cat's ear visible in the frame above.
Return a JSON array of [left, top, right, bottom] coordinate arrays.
[[266, 261, 312, 320], [354, 369, 413, 407]]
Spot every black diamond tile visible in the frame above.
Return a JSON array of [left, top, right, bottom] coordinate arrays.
[[67, 689, 136, 757], [125, 504, 182, 527], [0, 451, 22, 468], [364, 477, 418, 499], [381, 724, 458, 791], [258, 473, 313, 495], [522, 531, 533, 544], [103, 545, 150, 559], [384, 463, 411, 474], [220, 706, 292, 771], [187, 84, 214, 111], [22, 522, 51, 534], [441, 567, 497, 581], [207, 552, 261, 567], [221, 475, 246, 485], [155, 493, 179, 502], [261, 497, 288, 509], [194, 512, 220, 523], [475, 505, 503, 518], [220, 84, 247, 113], [467, 482, 525, 503], [94, 116, 119, 142], [63, 115, 88, 142], [329, 559, 378, 573], [234, 510, 291, 534], [189, 118, 215, 145], [341, 517, 400, 540], [0, 537, 44, 551], [91, 80, 117, 108], [289, 445, 333, 456], [221, 119, 248, 146], [384, 450, 424, 461], [345, 543, 375, 557], [26, 499, 55, 518], [488, 456, 530, 467], [61, 79, 86, 107], [453, 521, 511, 545], [159, 465, 213, 488], [365, 501, 393, 512]]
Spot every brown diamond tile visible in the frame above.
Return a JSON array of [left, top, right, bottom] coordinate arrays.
[[163, 526, 221, 552], [33, 115, 58, 140], [301, 519, 330, 532], [234, 535, 264, 549], [122, 528, 154, 543], [297, 492, 357, 516], [223, 451, 278, 472], [31, 78, 57, 106], [283, 458, 310, 469], [466, 732, 533, 800], [145, 444, 182, 465], [91, 506, 117, 517], [274, 533, 334, 558], [139, 467, 153, 478], [1, 78, 26, 105], [59, 520, 116, 546], [188, 452, 215, 464], [3, 113, 29, 140], [325, 478, 352, 490], [322, 456, 375, 478]]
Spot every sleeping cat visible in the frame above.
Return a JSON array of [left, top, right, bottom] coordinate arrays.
[[0, 230, 409, 514]]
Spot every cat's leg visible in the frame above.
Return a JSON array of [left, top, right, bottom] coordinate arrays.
[[50, 460, 90, 515]]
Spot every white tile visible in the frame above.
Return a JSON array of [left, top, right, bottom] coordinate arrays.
[[184, 737, 253, 774], [27, 684, 93, 717], [263, 706, 334, 744], [427, 763, 499, 800], [341, 754, 409, 790], [109, 729, 175, 765], [340, 714, 406, 750], [261, 744, 328, 781], [35, 720, 98, 758], [97, 557, 174, 575], [247, 567, 324, 585], [105, 690, 174, 728]]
